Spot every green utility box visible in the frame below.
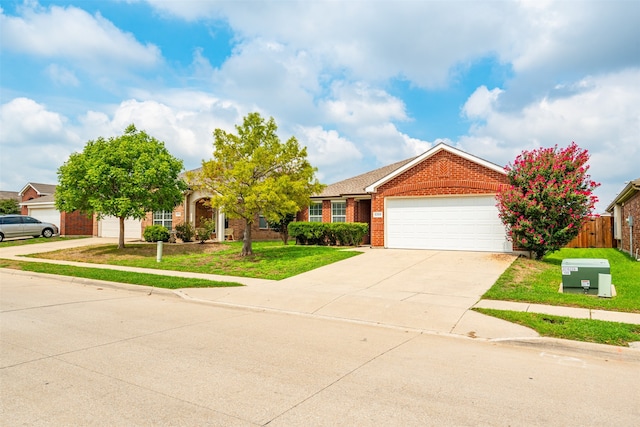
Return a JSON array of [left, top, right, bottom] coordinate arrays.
[[561, 259, 610, 295]]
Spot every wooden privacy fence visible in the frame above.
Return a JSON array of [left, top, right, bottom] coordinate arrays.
[[564, 216, 613, 248]]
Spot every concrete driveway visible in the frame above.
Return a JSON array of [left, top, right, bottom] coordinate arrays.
[[0, 238, 531, 337], [181, 248, 521, 336]]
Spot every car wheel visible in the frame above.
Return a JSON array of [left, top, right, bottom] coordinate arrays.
[[0, 233, 4, 242], [42, 228, 54, 238]]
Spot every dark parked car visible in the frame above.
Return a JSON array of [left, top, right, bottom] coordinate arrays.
[[0, 215, 59, 242]]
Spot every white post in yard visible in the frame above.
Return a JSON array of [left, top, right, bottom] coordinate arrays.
[[157, 240, 163, 262]]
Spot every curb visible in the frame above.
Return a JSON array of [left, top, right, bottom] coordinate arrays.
[[0, 268, 179, 298], [490, 336, 640, 362]]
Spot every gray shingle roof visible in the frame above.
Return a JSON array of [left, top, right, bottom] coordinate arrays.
[[0, 191, 20, 201], [20, 183, 57, 196], [314, 156, 417, 198]]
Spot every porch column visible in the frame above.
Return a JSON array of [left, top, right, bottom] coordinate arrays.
[[217, 210, 226, 242]]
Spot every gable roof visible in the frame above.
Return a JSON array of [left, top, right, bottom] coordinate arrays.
[[19, 183, 57, 197], [365, 143, 506, 193], [314, 157, 417, 198], [606, 178, 640, 212]]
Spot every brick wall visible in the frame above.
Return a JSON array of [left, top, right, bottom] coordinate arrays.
[[619, 192, 640, 257], [60, 211, 93, 236], [370, 151, 508, 247], [20, 187, 40, 215], [322, 200, 332, 223]]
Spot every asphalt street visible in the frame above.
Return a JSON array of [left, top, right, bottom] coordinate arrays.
[[2, 271, 639, 426]]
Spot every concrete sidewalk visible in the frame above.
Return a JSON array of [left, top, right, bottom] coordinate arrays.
[[475, 299, 640, 325], [1, 237, 638, 343]]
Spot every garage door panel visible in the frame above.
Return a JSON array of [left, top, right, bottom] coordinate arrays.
[[28, 208, 60, 229], [386, 196, 510, 252], [99, 216, 142, 239]]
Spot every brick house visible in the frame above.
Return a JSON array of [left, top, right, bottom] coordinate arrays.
[[18, 183, 94, 236], [606, 178, 640, 259], [299, 143, 513, 252], [140, 169, 280, 242]]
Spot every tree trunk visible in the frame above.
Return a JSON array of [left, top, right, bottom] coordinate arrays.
[[281, 227, 289, 245], [118, 216, 126, 249], [241, 220, 253, 256]]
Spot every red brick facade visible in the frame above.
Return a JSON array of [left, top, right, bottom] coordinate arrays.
[[60, 211, 93, 236], [369, 150, 508, 247], [141, 204, 280, 242], [617, 192, 640, 257], [20, 186, 39, 215]]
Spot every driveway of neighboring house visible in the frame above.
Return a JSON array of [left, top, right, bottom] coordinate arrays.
[[180, 248, 521, 336]]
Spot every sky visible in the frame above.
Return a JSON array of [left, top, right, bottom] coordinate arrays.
[[1, 0, 638, 212]]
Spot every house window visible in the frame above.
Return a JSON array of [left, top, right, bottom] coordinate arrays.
[[309, 202, 323, 222], [259, 215, 269, 229], [331, 201, 346, 223], [153, 210, 173, 230]]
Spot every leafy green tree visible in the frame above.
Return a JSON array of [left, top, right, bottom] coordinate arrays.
[[56, 124, 186, 249], [0, 199, 20, 214], [192, 112, 324, 256], [496, 142, 599, 259]]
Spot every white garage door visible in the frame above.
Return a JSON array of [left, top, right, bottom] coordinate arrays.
[[28, 207, 60, 229], [99, 216, 142, 239], [386, 196, 511, 252]]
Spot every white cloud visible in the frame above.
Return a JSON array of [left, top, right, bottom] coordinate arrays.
[[321, 82, 407, 126], [355, 123, 432, 166], [459, 69, 640, 211], [295, 125, 361, 182], [211, 38, 321, 122], [45, 64, 80, 87], [462, 86, 503, 120], [0, 3, 161, 72], [0, 98, 81, 189]]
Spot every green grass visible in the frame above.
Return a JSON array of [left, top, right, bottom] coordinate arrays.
[[483, 248, 640, 313], [0, 259, 242, 289], [475, 308, 640, 347], [26, 240, 362, 280], [0, 236, 88, 247]]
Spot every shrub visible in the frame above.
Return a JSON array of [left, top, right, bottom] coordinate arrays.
[[143, 225, 170, 242], [174, 221, 195, 242], [195, 217, 216, 243], [288, 222, 368, 246], [0, 199, 20, 214]]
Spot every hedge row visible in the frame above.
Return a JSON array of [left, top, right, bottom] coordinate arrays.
[[288, 222, 368, 246]]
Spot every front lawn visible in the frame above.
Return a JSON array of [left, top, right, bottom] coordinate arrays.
[[483, 248, 640, 313], [0, 259, 242, 289], [25, 240, 362, 280]]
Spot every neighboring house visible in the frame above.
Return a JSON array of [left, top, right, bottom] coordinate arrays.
[[299, 143, 513, 252], [606, 178, 640, 259], [140, 170, 280, 242], [18, 183, 93, 236], [0, 190, 20, 203]]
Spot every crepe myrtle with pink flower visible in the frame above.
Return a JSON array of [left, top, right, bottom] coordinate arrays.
[[496, 142, 599, 259]]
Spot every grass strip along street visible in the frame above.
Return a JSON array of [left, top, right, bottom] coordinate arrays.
[[0, 259, 242, 289], [25, 240, 362, 280], [475, 308, 640, 347], [479, 248, 640, 346]]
